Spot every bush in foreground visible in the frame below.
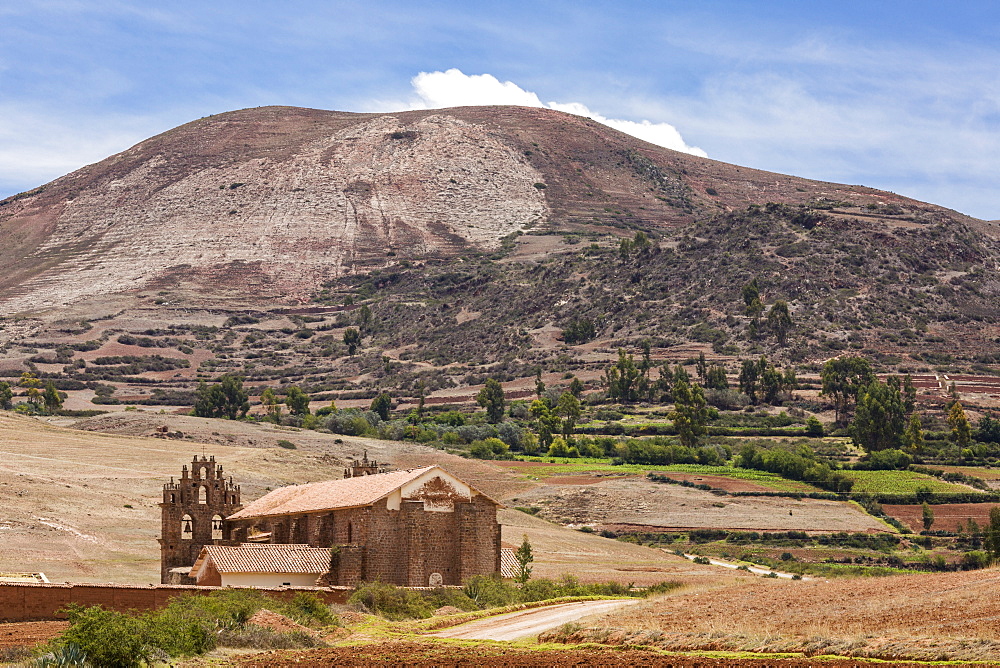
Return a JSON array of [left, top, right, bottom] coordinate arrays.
[[349, 576, 681, 621], [50, 590, 332, 665]]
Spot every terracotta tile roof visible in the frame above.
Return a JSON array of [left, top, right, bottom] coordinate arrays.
[[194, 544, 331, 575], [227, 466, 439, 520]]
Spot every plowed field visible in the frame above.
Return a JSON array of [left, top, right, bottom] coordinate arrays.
[[589, 567, 1000, 662], [236, 641, 941, 667], [883, 503, 999, 532], [0, 620, 67, 648]]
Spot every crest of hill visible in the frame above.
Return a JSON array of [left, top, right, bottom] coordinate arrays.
[[0, 104, 984, 315]]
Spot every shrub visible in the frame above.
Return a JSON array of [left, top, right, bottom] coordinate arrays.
[[276, 439, 296, 450], [281, 592, 337, 626], [57, 604, 161, 667], [349, 581, 433, 620], [463, 575, 518, 608]]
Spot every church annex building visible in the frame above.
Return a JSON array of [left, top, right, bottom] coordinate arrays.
[[160, 455, 502, 587]]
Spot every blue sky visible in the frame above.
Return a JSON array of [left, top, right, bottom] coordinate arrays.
[[2, 1, 998, 219]]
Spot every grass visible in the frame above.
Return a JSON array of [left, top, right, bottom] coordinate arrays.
[[500, 459, 817, 492], [844, 470, 980, 495]]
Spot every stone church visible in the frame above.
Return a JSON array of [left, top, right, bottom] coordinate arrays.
[[159, 454, 501, 587]]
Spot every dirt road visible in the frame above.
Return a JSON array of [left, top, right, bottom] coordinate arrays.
[[431, 599, 642, 641]]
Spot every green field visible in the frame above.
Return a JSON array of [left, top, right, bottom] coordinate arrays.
[[501, 459, 817, 492], [845, 470, 979, 495]]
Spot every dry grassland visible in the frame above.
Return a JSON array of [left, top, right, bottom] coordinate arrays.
[[0, 410, 690, 585], [0, 411, 530, 583], [509, 477, 887, 533], [578, 568, 1000, 661]]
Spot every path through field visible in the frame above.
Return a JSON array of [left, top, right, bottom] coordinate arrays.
[[679, 552, 808, 579], [431, 599, 642, 641]]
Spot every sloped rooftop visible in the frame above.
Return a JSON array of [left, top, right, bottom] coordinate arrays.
[[228, 466, 438, 520], [193, 544, 330, 574]]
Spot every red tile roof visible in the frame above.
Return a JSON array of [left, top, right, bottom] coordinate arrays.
[[193, 544, 331, 575], [228, 466, 439, 520]]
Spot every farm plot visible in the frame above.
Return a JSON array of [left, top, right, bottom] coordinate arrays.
[[883, 503, 999, 532], [589, 568, 1000, 662], [508, 477, 886, 533], [498, 461, 818, 493], [845, 470, 978, 495]]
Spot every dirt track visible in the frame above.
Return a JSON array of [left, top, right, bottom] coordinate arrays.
[[430, 599, 642, 641]]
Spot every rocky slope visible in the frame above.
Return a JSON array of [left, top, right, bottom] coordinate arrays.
[[1, 104, 987, 315]]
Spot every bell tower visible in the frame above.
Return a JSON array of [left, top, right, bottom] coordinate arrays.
[[158, 455, 241, 584]]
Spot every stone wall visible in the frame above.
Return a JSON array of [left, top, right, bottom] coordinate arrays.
[[0, 583, 351, 622]]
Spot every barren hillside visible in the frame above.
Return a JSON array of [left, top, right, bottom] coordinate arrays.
[[1, 105, 986, 316]]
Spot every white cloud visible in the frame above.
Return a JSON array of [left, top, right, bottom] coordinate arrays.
[[400, 68, 707, 158], [0, 105, 174, 196]]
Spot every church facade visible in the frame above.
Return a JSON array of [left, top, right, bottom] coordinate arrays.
[[159, 455, 501, 587]]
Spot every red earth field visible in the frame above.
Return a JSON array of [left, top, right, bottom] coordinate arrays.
[[883, 503, 999, 532]]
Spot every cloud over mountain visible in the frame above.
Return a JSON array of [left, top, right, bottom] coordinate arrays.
[[405, 69, 707, 158]]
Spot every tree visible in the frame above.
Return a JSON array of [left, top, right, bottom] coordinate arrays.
[[605, 349, 643, 403], [260, 388, 282, 423], [370, 392, 392, 421], [529, 400, 559, 450], [901, 374, 917, 414], [902, 413, 924, 453], [285, 386, 311, 416], [985, 506, 1000, 561], [978, 415, 1000, 444], [416, 381, 426, 420], [534, 369, 545, 399], [562, 318, 596, 344], [20, 371, 42, 410], [357, 304, 373, 331], [555, 391, 582, 440], [922, 502, 935, 532], [948, 401, 973, 448], [760, 364, 785, 405], [704, 365, 728, 390], [569, 377, 584, 398], [514, 535, 534, 583], [193, 381, 224, 418], [343, 328, 361, 355], [742, 278, 764, 338], [696, 352, 708, 380], [193, 375, 249, 419], [820, 356, 875, 423], [42, 381, 63, 414], [219, 375, 250, 419], [766, 300, 793, 345], [0, 381, 11, 409], [805, 416, 824, 436], [476, 378, 506, 424], [670, 377, 710, 448], [639, 339, 653, 380], [850, 379, 906, 452], [738, 359, 760, 404]]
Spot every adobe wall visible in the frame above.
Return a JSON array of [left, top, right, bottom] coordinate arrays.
[[0, 583, 351, 622]]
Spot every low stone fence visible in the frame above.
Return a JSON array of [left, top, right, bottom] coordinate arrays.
[[0, 582, 352, 622]]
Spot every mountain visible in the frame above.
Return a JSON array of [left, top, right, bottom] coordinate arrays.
[[0, 105, 997, 386], [2, 105, 991, 312]]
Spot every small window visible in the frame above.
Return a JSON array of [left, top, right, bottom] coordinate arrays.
[[282, 582, 291, 586]]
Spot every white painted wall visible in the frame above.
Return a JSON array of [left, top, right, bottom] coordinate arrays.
[[220, 572, 321, 587]]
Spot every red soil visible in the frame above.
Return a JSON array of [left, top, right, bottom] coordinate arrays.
[[883, 503, 1000, 532]]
